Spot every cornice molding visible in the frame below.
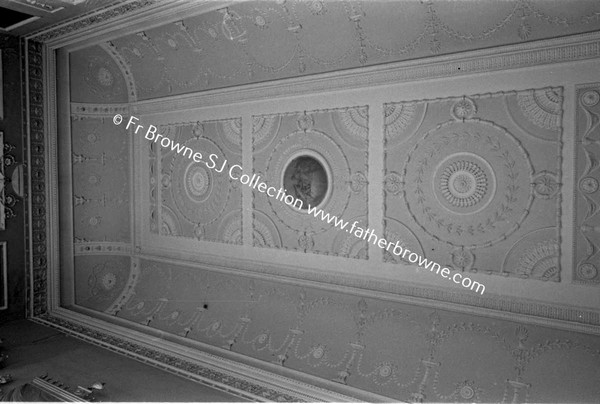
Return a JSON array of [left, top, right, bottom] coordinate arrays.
[[29, 0, 232, 50], [131, 31, 600, 114], [27, 0, 160, 43]]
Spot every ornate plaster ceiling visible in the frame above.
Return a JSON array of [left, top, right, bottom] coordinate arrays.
[[0, 0, 123, 36], [69, 0, 600, 102]]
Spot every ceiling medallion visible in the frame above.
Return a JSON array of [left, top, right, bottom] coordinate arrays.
[[433, 152, 497, 216], [282, 152, 330, 210], [440, 160, 488, 208], [405, 121, 531, 248]]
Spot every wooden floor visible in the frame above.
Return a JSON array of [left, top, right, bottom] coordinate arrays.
[[0, 319, 249, 402]]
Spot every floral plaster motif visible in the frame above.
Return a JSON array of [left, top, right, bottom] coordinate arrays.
[[71, 116, 130, 243], [253, 106, 368, 256], [150, 119, 242, 244], [385, 88, 562, 279], [75, 255, 132, 313], [574, 83, 600, 284], [451, 97, 477, 120], [532, 171, 560, 199], [70, 45, 129, 103], [61, 1, 600, 101]]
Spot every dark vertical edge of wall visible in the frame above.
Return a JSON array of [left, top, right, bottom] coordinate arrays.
[[0, 34, 25, 322]]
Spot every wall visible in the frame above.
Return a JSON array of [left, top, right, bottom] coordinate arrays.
[[0, 33, 26, 322]]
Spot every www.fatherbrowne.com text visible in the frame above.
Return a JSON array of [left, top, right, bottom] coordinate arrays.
[[114, 114, 485, 295]]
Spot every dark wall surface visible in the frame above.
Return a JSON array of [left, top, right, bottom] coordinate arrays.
[[0, 33, 26, 323]]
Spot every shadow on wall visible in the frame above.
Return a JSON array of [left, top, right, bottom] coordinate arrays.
[[0, 33, 26, 323]]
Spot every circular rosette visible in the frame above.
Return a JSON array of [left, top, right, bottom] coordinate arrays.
[[580, 177, 599, 194], [450, 248, 475, 271], [84, 57, 117, 91], [454, 380, 481, 401], [384, 172, 403, 195], [371, 362, 397, 385], [97, 67, 114, 86], [82, 258, 131, 312], [306, 345, 327, 366], [577, 263, 598, 282], [265, 130, 351, 233], [170, 138, 230, 225], [581, 90, 600, 107], [252, 332, 270, 351], [435, 154, 495, 214], [403, 120, 533, 248], [532, 171, 560, 199], [451, 97, 477, 120]]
